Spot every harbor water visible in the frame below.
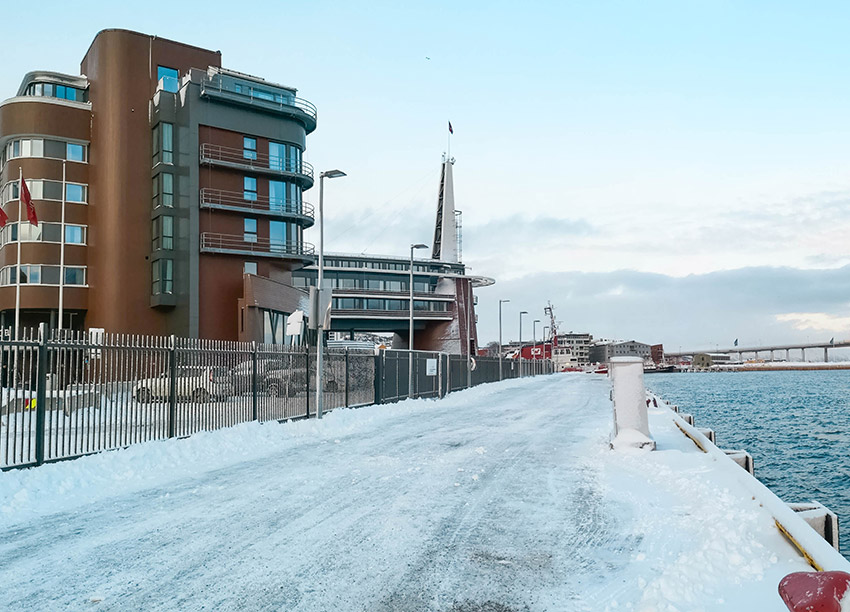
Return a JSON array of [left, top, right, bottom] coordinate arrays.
[[647, 370, 850, 560]]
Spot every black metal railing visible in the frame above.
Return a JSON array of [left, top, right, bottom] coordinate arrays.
[[0, 327, 553, 470], [200, 233, 316, 260], [200, 188, 315, 226], [199, 143, 315, 184]]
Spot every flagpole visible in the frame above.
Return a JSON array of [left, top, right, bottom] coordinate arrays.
[[58, 160, 66, 332], [14, 167, 22, 341]]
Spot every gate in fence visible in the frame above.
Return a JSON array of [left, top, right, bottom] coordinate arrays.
[[0, 326, 553, 470]]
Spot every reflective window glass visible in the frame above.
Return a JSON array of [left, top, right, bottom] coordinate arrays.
[[67, 143, 84, 162], [65, 184, 85, 202], [162, 216, 174, 250], [269, 142, 285, 171], [161, 173, 174, 207], [65, 225, 84, 244], [269, 180, 285, 211], [269, 221, 285, 250], [243, 176, 257, 201], [243, 137, 257, 160], [244, 218, 257, 243], [65, 267, 86, 286], [162, 123, 173, 164]]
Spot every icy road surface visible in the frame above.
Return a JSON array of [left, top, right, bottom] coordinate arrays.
[[0, 374, 814, 611]]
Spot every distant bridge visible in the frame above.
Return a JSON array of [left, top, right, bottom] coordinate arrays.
[[666, 340, 850, 362]]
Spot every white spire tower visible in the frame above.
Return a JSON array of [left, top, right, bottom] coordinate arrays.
[[431, 156, 458, 262]]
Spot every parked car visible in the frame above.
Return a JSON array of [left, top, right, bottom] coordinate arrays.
[[134, 366, 232, 403], [263, 364, 340, 396], [226, 358, 290, 395]]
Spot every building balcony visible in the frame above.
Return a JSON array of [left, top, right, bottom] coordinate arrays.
[[199, 188, 315, 227], [330, 309, 453, 321], [199, 143, 314, 189], [200, 233, 315, 263], [199, 74, 317, 134]]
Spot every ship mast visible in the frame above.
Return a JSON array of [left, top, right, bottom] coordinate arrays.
[[544, 301, 558, 342]]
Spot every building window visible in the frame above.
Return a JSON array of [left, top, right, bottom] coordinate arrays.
[[244, 261, 258, 275], [262, 309, 289, 345], [0, 222, 86, 246], [64, 267, 86, 285], [243, 137, 257, 161], [244, 218, 257, 243], [65, 225, 85, 244], [152, 216, 174, 251], [269, 180, 286, 211], [65, 183, 86, 203], [0, 264, 86, 286], [153, 123, 173, 165], [152, 173, 174, 208], [23, 82, 87, 102], [243, 176, 257, 201], [157, 66, 179, 93], [269, 142, 285, 171], [66, 143, 85, 162], [269, 221, 286, 251], [152, 259, 173, 295]]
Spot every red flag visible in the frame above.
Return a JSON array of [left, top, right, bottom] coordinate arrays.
[[448, 121, 453, 134], [20, 177, 37, 226], [0, 207, 7, 227]]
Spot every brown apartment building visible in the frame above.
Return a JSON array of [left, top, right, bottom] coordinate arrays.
[[0, 29, 316, 342]]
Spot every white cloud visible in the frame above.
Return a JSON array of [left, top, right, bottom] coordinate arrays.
[[775, 312, 850, 333]]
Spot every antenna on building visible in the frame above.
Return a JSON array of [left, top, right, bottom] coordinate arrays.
[[455, 210, 463, 263]]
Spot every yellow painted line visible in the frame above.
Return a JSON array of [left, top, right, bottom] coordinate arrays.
[[674, 420, 707, 453], [775, 519, 824, 571]]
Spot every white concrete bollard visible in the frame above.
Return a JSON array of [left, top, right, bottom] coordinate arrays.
[[609, 357, 656, 451]]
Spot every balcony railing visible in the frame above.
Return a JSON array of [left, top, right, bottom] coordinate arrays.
[[330, 309, 453, 320], [199, 143, 315, 187], [199, 188, 315, 227], [200, 75, 317, 133], [200, 233, 315, 262]]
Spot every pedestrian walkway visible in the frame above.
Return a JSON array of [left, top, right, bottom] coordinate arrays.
[[0, 374, 832, 611]]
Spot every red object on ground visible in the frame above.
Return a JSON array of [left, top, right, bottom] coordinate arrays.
[[778, 571, 850, 612]]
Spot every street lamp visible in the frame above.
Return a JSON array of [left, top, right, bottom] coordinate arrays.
[[316, 169, 346, 420], [409, 243, 429, 398], [519, 311, 528, 377], [498, 299, 510, 381], [533, 319, 540, 375]]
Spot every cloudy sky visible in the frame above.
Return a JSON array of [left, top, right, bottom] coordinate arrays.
[[4, 1, 850, 351]]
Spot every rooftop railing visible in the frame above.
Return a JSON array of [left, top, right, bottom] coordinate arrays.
[[200, 233, 315, 261], [200, 188, 314, 227], [200, 75, 317, 132], [200, 143, 315, 185]]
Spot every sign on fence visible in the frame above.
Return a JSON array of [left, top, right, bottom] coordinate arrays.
[[426, 358, 437, 376]]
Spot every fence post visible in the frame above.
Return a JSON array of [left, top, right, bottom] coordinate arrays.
[[34, 323, 48, 466], [305, 348, 310, 418], [251, 341, 258, 421], [344, 348, 350, 408], [374, 351, 383, 404], [167, 334, 177, 438]]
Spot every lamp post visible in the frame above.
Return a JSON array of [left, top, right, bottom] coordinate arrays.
[[316, 169, 346, 420], [409, 243, 428, 398], [533, 319, 540, 375], [498, 299, 509, 381], [543, 325, 550, 371], [519, 311, 528, 377]]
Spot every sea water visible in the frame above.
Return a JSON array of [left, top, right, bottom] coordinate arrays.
[[647, 370, 850, 560]]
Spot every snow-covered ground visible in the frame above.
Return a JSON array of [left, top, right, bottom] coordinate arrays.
[[0, 374, 822, 611]]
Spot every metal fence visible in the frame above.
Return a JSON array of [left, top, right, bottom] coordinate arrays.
[[0, 326, 552, 470]]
